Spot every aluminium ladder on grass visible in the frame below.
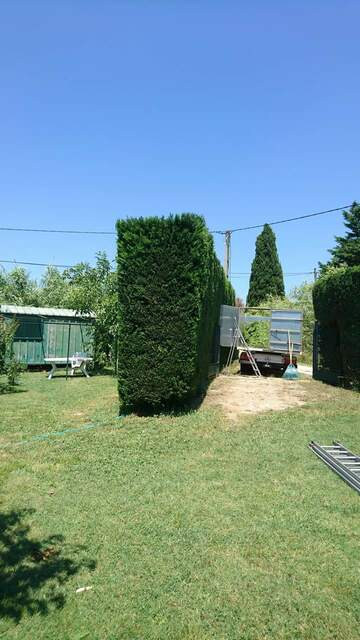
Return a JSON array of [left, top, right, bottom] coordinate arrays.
[[225, 316, 262, 377], [309, 441, 360, 494]]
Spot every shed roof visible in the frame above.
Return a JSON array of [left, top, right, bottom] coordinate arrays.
[[0, 304, 96, 319]]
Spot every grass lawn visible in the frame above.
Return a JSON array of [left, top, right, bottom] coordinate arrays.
[[0, 371, 359, 639]]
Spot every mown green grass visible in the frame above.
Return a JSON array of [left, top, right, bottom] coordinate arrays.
[[0, 372, 359, 639]]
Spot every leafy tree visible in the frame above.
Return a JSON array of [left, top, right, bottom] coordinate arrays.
[[40, 267, 68, 307], [0, 268, 6, 296], [323, 201, 360, 269], [0, 267, 40, 306], [61, 263, 95, 311], [243, 320, 269, 349], [0, 255, 117, 370], [244, 282, 314, 362], [62, 253, 118, 368], [246, 224, 285, 306], [38, 254, 117, 369]]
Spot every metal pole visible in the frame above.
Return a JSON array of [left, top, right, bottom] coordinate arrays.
[[66, 322, 71, 380], [224, 231, 231, 278], [313, 267, 318, 281]]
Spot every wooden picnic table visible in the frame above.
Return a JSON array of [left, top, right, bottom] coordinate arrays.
[[44, 356, 93, 380]]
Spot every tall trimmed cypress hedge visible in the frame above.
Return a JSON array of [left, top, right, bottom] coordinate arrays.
[[117, 214, 235, 411], [313, 266, 360, 383]]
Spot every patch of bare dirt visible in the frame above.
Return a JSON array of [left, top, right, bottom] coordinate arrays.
[[203, 374, 309, 419]]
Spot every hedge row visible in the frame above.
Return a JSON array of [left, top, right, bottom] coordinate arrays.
[[0, 318, 5, 374], [116, 214, 235, 411], [313, 266, 360, 383]]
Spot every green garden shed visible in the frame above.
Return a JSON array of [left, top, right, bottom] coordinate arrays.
[[0, 304, 96, 366]]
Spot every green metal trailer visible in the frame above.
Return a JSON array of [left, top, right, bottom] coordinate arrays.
[[0, 304, 96, 366]]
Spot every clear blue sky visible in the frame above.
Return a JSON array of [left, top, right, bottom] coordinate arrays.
[[0, 1, 359, 300]]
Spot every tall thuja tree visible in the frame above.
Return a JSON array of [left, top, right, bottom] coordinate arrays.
[[325, 201, 360, 268], [117, 214, 235, 412], [246, 224, 285, 306]]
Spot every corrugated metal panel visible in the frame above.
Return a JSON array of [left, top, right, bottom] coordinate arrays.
[[219, 305, 240, 347], [270, 309, 303, 353], [220, 305, 303, 353], [44, 321, 93, 359], [0, 304, 96, 318], [13, 338, 45, 364], [220, 306, 270, 347], [7, 315, 94, 366], [241, 314, 269, 325]]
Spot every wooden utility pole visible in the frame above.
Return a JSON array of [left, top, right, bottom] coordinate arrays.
[[224, 230, 231, 278], [313, 267, 318, 282]]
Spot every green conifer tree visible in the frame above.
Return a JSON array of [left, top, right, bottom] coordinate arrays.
[[246, 224, 285, 306], [328, 201, 360, 267]]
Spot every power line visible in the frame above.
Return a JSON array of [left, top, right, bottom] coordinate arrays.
[[231, 272, 313, 278], [0, 204, 352, 236], [0, 226, 115, 235], [0, 259, 314, 278], [231, 271, 313, 276], [210, 204, 352, 234], [0, 259, 75, 268]]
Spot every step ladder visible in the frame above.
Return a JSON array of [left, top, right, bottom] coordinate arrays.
[[225, 318, 262, 377], [309, 441, 360, 494], [238, 326, 262, 377]]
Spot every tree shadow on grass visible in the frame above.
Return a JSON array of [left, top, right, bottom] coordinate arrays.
[[0, 383, 27, 395], [120, 391, 207, 418], [0, 508, 96, 623]]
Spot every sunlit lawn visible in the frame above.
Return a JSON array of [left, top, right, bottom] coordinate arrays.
[[0, 371, 359, 639]]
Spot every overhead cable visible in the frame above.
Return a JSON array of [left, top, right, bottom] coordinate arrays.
[[0, 259, 313, 276], [0, 204, 352, 236], [210, 205, 352, 234]]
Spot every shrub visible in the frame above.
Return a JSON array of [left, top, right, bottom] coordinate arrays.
[[0, 321, 5, 374], [5, 357, 23, 386], [313, 266, 360, 384], [243, 320, 269, 348], [117, 214, 235, 411], [0, 318, 22, 388]]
